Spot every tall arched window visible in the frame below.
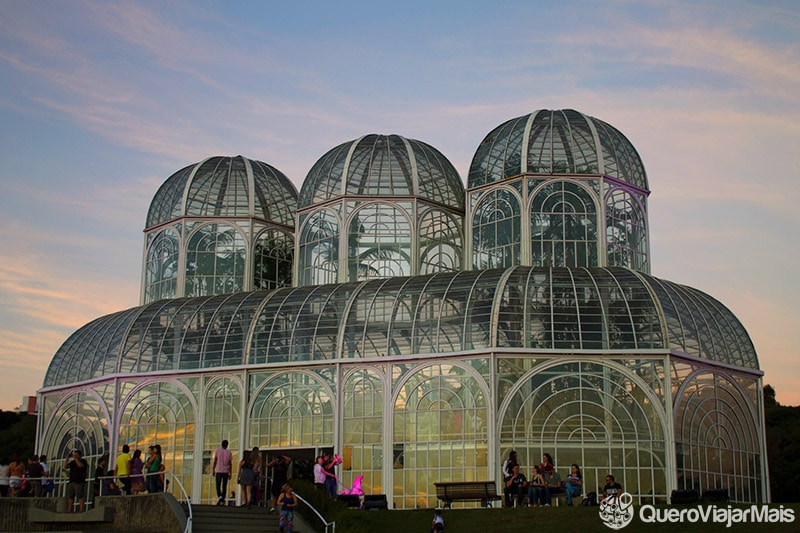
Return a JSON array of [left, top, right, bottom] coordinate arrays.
[[185, 223, 246, 297], [419, 209, 461, 274], [202, 377, 241, 504], [342, 368, 385, 495], [253, 228, 294, 291], [297, 210, 339, 286], [145, 228, 180, 303], [393, 364, 488, 508], [500, 361, 666, 504], [118, 382, 196, 499], [348, 204, 412, 281], [674, 372, 761, 503], [41, 392, 109, 490], [249, 372, 334, 448], [472, 189, 521, 269], [606, 187, 648, 272], [531, 181, 598, 267]]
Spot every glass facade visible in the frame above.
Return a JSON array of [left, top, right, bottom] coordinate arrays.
[[39, 109, 767, 508]]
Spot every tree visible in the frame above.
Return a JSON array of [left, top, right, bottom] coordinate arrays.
[[763, 384, 800, 503]]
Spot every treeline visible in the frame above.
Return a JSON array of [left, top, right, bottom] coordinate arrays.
[[0, 411, 36, 460], [763, 384, 800, 502], [1, 386, 799, 502]]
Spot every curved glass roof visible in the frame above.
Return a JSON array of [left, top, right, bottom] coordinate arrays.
[[146, 155, 298, 229], [298, 134, 464, 210], [468, 109, 648, 191], [44, 267, 757, 388]]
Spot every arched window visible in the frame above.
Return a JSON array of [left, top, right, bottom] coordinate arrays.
[[342, 368, 385, 495], [118, 382, 196, 499], [500, 361, 666, 504], [202, 378, 242, 504], [144, 228, 180, 303], [472, 189, 521, 269], [531, 181, 598, 267], [41, 392, 109, 480], [419, 209, 461, 274], [253, 228, 293, 291], [348, 204, 412, 281], [606, 187, 648, 272], [674, 372, 761, 503], [393, 364, 488, 508], [185, 223, 246, 297], [297, 210, 339, 286], [249, 372, 334, 448]]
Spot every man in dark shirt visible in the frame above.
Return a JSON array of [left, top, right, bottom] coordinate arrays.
[[505, 464, 528, 507], [64, 450, 88, 512], [26, 455, 44, 497], [600, 474, 623, 502]]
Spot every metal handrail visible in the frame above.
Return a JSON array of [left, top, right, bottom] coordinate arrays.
[[294, 491, 336, 533]]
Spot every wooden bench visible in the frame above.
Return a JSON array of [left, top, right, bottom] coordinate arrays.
[[434, 481, 502, 508]]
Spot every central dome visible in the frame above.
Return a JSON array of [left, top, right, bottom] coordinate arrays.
[[468, 109, 648, 191], [299, 134, 464, 210]]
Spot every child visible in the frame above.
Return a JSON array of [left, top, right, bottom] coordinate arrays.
[[431, 509, 445, 532]]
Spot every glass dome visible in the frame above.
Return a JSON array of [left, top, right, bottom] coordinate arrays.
[[298, 134, 464, 210], [146, 155, 298, 229], [468, 109, 648, 191], [44, 267, 758, 388]]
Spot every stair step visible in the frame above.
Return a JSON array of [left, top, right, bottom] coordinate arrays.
[[183, 504, 287, 533]]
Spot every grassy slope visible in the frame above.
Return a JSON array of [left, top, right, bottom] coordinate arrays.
[[324, 504, 800, 533]]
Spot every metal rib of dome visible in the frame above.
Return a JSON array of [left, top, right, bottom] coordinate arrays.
[[145, 155, 298, 229], [298, 134, 464, 210], [468, 109, 648, 191], [43, 267, 758, 388]]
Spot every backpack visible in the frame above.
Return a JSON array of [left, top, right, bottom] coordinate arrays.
[[581, 492, 597, 506]]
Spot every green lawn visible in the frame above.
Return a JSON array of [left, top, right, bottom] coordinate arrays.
[[311, 503, 800, 533]]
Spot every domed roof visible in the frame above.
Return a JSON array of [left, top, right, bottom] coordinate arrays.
[[146, 155, 298, 229], [43, 267, 758, 388], [468, 109, 648, 191], [298, 134, 464, 210]]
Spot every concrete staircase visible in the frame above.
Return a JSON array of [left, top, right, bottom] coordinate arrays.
[[185, 503, 299, 533]]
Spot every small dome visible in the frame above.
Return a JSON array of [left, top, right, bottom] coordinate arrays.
[[146, 155, 298, 229], [468, 109, 648, 191], [299, 134, 464, 210]]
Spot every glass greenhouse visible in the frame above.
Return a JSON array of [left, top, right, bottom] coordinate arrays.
[[37, 110, 768, 508]]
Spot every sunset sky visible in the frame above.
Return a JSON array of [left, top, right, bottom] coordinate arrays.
[[1, 0, 798, 410]]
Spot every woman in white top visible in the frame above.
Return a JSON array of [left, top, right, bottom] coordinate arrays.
[[0, 457, 10, 497]]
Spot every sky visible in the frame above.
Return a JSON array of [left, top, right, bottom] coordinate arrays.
[[0, 0, 798, 411]]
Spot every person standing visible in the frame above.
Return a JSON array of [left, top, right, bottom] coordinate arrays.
[[277, 483, 298, 533], [251, 447, 263, 506], [8, 455, 24, 497], [38, 454, 51, 497], [238, 449, 255, 508], [145, 445, 162, 494], [267, 454, 292, 512], [130, 450, 145, 494], [0, 456, 9, 497], [321, 454, 337, 498], [212, 440, 233, 506], [115, 444, 132, 495], [26, 455, 44, 497], [313, 455, 325, 491], [64, 450, 87, 512]]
